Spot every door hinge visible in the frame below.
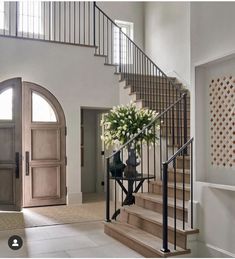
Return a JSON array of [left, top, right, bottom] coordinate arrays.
[[65, 156, 67, 166], [65, 126, 67, 136], [66, 186, 68, 196]]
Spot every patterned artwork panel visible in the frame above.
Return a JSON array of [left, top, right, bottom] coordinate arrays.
[[209, 75, 235, 168]]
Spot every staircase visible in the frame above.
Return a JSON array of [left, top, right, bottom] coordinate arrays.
[[0, 1, 198, 257], [104, 74, 198, 257]]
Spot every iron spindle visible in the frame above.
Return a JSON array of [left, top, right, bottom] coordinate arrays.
[[173, 158, 177, 250], [74, 1, 76, 44], [191, 141, 194, 229], [182, 151, 185, 230], [161, 163, 170, 253], [84, 2, 86, 44], [106, 158, 111, 222]]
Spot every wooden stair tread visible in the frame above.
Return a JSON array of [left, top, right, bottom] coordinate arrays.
[[151, 180, 191, 191], [168, 168, 190, 174], [105, 221, 190, 257], [123, 205, 198, 234], [134, 192, 188, 209]]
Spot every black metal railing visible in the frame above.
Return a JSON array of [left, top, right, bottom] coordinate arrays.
[[161, 137, 194, 252], [105, 93, 193, 253], [0, 2, 183, 114], [0, 2, 94, 46], [94, 2, 181, 113]]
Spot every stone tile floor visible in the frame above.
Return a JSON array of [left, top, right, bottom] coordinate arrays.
[[0, 221, 143, 258]]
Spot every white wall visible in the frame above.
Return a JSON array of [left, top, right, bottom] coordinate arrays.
[[98, 1, 145, 49], [191, 2, 235, 256], [191, 2, 235, 65], [0, 36, 119, 204], [144, 2, 190, 86]]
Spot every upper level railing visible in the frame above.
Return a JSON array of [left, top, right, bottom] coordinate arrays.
[[0, 1, 182, 113]]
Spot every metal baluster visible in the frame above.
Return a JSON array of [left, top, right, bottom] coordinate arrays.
[[88, 2, 90, 45], [106, 158, 110, 222], [106, 17, 109, 63], [59, 2, 61, 41], [119, 27, 121, 73], [93, 2, 95, 47], [111, 23, 113, 64], [74, 1, 76, 44], [147, 138, 150, 192], [98, 10, 100, 54], [121, 149, 124, 207], [102, 14, 104, 55], [49, 2, 51, 41], [141, 138, 143, 193], [173, 158, 177, 250], [183, 149, 185, 230], [191, 141, 194, 229], [84, 2, 85, 44], [64, 2, 66, 42], [114, 157, 117, 220], [53, 2, 56, 41], [153, 122, 156, 180], [161, 163, 170, 253], [79, 2, 80, 44], [69, 2, 71, 43], [15, 2, 18, 37]]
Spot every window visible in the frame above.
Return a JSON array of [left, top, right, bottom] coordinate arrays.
[[32, 92, 57, 122], [18, 2, 43, 35], [0, 88, 13, 120], [0, 2, 4, 30], [113, 20, 134, 64]]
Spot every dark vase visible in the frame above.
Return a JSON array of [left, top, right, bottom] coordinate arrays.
[[124, 148, 140, 178], [109, 151, 126, 178]]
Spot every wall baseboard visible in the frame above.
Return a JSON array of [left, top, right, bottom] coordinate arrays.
[[67, 192, 83, 204], [197, 242, 235, 258]]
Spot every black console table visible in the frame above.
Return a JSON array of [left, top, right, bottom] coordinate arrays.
[[110, 174, 154, 219]]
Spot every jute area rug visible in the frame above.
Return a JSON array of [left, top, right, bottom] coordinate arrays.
[[0, 201, 105, 231]]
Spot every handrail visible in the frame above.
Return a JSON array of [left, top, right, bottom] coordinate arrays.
[[95, 3, 174, 84], [163, 137, 193, 165], [106, 93, 186, 159]]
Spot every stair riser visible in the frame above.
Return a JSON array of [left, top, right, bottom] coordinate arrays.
[[121, 210, 187, 249], [150, 184, 190, 201], [104, 224, 164, 258], [141, 103, 190, 113], [135, 94, 190, 104], [168, 138, 191, 147], [168, 171, 190, 184], [135, 196, 188, 222], [176, 159, 191, 170]]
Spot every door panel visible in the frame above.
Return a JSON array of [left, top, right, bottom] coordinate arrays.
[[31, 166, 60, 199], [23, 82, 66, 207], [0, 127, 14, 162], [0, 168, 14, 204], [0, 78, 22, 211], [31, 128, 60, 160]]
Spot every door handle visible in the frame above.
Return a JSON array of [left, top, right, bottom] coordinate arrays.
[[15, 152, 20, 179], [25, 151, 30, 176]]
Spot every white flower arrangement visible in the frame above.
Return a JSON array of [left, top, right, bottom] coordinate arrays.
[[101, 102, 160, 151]]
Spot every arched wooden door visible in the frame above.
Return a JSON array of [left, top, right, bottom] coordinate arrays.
[[23, 82, 66, 207], [0, 78, 22, 211]]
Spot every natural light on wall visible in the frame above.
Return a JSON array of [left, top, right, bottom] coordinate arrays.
[[18, 2, 42, 35], [0, 88, 13, 120], [32, 92, 57, 122], [113, 20, 134, 64]]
